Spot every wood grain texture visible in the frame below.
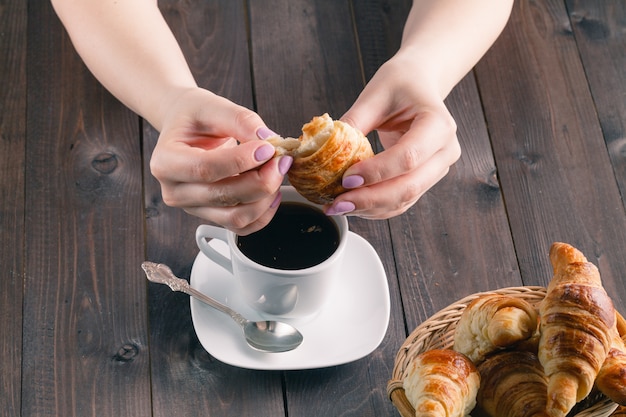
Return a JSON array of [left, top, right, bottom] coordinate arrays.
[[5, 0, 626, 416], [145, 2, 286, 416], [565, 0, 626, 313], [21, 2, 151, 416], [352, 0, 521, 331], [567, 1, 626, 215], [350, 0, 412, 81], [0, 0, 26, 416], [476, 0, 626, 304], [249, 0, 365, 135], [245, 1, 404, 416], [391, 74, 522, 330], [250, 1, 404, 415]]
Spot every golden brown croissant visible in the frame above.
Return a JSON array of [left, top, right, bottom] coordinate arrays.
[[269, 113, 374, 204], [453, 294, 538, 364], [476, 350, 550, 417], [403, 349, 480, 417], [595, 325, 626, 405], [538, 242, 615, 417]]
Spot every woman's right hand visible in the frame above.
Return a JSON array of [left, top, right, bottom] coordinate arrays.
[[149, 88, 293, 235]]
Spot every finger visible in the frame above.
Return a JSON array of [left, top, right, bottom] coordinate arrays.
[[340, 77, 393, 136], [160, 156, 288, 208], [194, 94, 275, 143], [341, 107, 382, 138], [342, 110, 457, 187], [185, 191, 282, 236], [150, 139, 276, 184], [328, 143, 460, 219], [357, 168, 449, 220]]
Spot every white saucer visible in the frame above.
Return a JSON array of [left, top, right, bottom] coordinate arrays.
[[189, 231, 390, 370]]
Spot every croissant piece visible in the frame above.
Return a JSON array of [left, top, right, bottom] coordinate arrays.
[[539, 242, 615, 417], [513, 331, 541, 355], [477, 350, 549, 417], [453, 294, 538, 364], [269, 113, 374, 204], [596, 325, 626, 405], [403, 349, 480, 417]]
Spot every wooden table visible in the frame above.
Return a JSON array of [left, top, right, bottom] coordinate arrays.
[[2, 1, 626, 416]]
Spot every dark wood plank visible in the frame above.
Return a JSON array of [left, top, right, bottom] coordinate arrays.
[[10, 0, 626, 415], [476, 0, 626, 305], [355, 0, 522, 332], [281, 219, 403, 417], [391, 73, 523, 330], [145, 1, 285, 416], [351, 0, 412, 82], [250, 0, 365, 135], [250, 1, 405, 415], [21, 2, 151, 415], [567, 1, 626, 218], [0, 0, 26, 416]]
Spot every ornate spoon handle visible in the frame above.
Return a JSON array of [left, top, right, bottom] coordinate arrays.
[[141, 261, 247, 326]]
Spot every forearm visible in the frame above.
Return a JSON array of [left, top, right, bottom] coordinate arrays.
[[398, 0, 514, 99], [51, 0, 197, 130]]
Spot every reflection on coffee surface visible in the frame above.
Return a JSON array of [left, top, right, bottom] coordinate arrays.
[[237, 202, 340, 270]]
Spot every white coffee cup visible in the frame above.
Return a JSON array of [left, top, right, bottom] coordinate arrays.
[[195, 185, 349, 319]]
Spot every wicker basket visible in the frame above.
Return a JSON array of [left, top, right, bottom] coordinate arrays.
[[387, 286, 620, 417]]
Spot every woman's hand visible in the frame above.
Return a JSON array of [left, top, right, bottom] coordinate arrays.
[[150, 88, 293, 235], [327, 55, 461, 219], [324, 0, 512, 219]]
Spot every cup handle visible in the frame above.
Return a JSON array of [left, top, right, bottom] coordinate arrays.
[[195, 225, 234, 274]]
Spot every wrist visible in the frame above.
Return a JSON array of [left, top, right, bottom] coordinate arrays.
[[380, 49, 446, 101], [148, 85, 200, 132]]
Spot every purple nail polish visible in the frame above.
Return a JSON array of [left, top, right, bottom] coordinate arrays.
[[254, 144, 275, 162], [278, 156, 293, 175], [270, 192, 282, 208], [326, 201, 355, 216], [342, 175, 364, 189], [257, 127, 278, 140]]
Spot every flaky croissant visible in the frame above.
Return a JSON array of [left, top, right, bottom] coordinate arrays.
[[595, 325, 626, 405], [538, 242, 615, 417], [477, 350, 550, 417], [403, 349, 479, 417], [453, 294, 538, 364], [269, 113, 374, 204]]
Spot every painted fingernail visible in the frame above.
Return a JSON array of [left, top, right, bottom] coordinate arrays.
[[256, 127, 278, 140], [270, 192, 282, 208], [278, 156, 293, 175], [254, 144, 275, 161], [326, 201, 355, 216], [342, 175, 364, 189]]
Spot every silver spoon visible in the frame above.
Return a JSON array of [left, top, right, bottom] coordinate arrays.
[[141, 261, 303, 353]]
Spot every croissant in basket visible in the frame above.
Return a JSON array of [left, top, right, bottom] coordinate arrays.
[[539, 242, 616, 417], [453, 294, 538, 364], [402, 349, 480, 417], [477, 350, 549, 417], [269, 113, 374, 204], [596, 328, 626, 405]]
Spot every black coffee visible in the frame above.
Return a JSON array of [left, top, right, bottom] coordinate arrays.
[[236, 202, 340, 270]]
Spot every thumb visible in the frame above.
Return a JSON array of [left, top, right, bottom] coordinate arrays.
[[341, 79, 394, 136], [340, 103, 378, 137], [232, 107, 278, 143], [202, 94, 277, 143]]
